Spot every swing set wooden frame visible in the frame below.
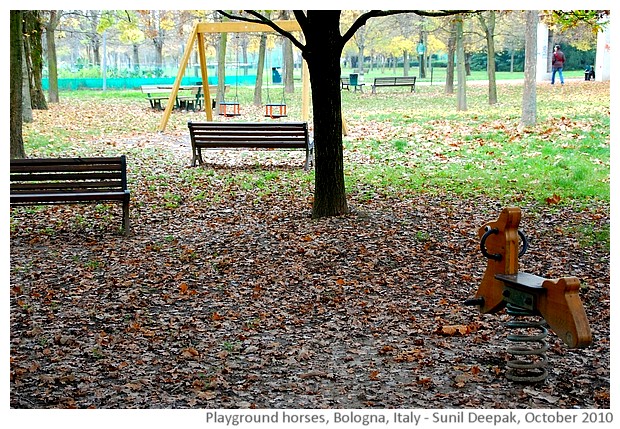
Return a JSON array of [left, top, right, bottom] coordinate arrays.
[[157, 20, 310, 132]]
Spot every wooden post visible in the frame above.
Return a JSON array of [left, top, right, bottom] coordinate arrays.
[[158, 25, 198, 132], [196, 32, 212, 121]]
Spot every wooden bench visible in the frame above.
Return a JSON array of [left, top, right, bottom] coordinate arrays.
[[340, 77, 365, 92], [371, 76, 417, 93], [188, 121, 314, 171], [10, 156, 131, 235]]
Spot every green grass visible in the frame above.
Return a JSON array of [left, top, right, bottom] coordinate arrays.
[[23, 77, 609, 211]]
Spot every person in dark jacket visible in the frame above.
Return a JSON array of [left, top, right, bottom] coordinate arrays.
[[551, 44, 566, 85]]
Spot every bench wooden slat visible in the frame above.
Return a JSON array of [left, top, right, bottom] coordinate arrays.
[[10, 156, 130, 235], [11, 171, 124, 181], [188, 121, 313, 170], [11, 182, 125, 193], [11, 191, 129, 203]]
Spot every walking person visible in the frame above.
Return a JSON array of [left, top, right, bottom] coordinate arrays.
[[551, 44, 566, 86]]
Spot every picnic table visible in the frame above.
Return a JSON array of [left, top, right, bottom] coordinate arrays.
[[141, 84, 228, 111]]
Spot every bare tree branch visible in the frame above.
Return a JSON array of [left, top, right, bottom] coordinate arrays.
[[216, 10, 305, 52], [342, 10, 479, 47]]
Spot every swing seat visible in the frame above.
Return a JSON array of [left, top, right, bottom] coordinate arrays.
[[265, 103, 287, 119], [219, 101, 241, 117]]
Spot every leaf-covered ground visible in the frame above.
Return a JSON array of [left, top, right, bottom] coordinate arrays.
[[10, 82, 610, 409]]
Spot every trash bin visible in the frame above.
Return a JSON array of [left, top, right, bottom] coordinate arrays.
[[272, 67, 282, 84], [349, 73, 359, 86]]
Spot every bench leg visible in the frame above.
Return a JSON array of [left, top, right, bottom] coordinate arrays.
[[191, 147, 204, 167], [123, 200, 130, 236]]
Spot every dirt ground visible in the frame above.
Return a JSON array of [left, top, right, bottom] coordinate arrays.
[[10, 134, 610, 409]]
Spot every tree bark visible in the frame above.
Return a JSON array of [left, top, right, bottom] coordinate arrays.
[[479, 11, 497, 105], [254, 33, 266, 106], [445, 20, 456, 94], [45, 10, 60, 103], [132, 44, 140, 71], [283, 37, 295, 93], [456, 16, 467, 111], [281, 10, 294, 93], [217, 33, 228, 108], [22, 44, 33, 123], [11, 10, 26, 159], [302, 11, 348, 218], [521, 10, 538, 127], [23, 10, 47, 110]]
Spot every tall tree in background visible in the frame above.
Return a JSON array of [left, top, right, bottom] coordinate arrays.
[[82, 10, 102, 66], [455, 15, 467, 111], [254, 33, 267, 106], [21, 44, 33, 123], [521, 10, 538, 127], [216, 32, 228, 109], [218, 10, 469, 218], [11, 10, 26, 159], [281, 10, 295, 93], [23, 10, 47, 110], [445, 19, 456, 94], [139, 10, 175, 71], [478, 11, 497, 105], [44, 10, 61, 103]]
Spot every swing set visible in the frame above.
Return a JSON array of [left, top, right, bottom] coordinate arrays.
[[157, 20, 310, 132]]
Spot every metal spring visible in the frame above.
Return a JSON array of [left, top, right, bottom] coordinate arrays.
[[505, 304, 549, 383]]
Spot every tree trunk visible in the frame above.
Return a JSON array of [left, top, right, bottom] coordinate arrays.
[[521, 10, 538, 127], [281, 10, 294, 93], [217, 33, 228, 107], [303, 11, 348, 218], [133, 44, 140, 71], [254, 33, 266, 106], [22, 45, 33, 123], [445, 20, 456, 94], [242, 37, 248, 76], [479, 11, 497, 105], [283, 36, 294, 93], [45, 10, 60, 103], [465, 52, 471, 76], [403, 50, 409, 76], [23, 10, 47, 110], [11, 11, 26, 159], [456, 16, 467, 111], [154, 36, 164, 71], [419, 30, 427, 78]]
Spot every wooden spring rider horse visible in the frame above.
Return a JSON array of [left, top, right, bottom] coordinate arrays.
[[465, 207, 592, 382], [465, 207, 592, 349]]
